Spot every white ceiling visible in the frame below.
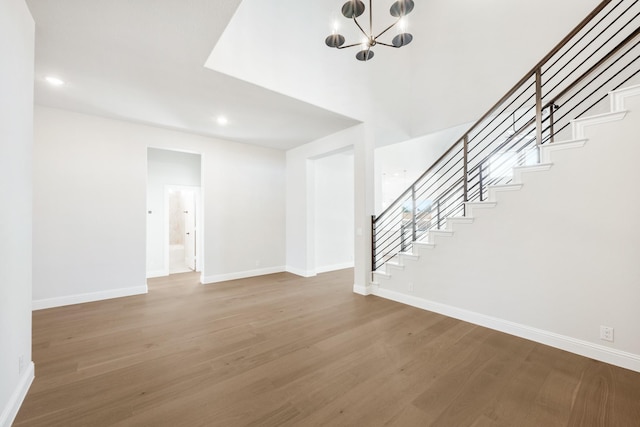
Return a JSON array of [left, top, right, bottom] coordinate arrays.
[[27, 0, 602, 150], [26, 0, 360, 150]]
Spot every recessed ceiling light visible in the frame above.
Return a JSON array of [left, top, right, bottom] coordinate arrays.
[[216, 116, 228, 126], [45, 76, 65, 86]]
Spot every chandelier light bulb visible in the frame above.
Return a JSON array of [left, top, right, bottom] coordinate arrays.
[[398, 18, 407, 32], [45, 76, 65, 86]]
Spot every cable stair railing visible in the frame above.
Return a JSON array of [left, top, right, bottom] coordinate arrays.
[[372, 0, 640, 272]]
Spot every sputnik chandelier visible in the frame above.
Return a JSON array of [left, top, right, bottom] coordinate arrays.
[[325, 0, 415, 61]]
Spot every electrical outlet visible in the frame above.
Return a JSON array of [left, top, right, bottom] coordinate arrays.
[[600, 325, 614, 342], [408, 282, 414, 292]]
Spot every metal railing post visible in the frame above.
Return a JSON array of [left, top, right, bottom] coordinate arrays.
[[479, 163, 484, 202], [535, 67, 543, 152], [371, 215, 376, 271], [411, 186, 417, 243], [463, 135, 469, 216], [549, 103, 557, 144]]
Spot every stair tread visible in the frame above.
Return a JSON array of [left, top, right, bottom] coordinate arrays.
[[571, 110, 627, 122], [489, 183, 522, 187], [448, 216, 474, 221], [399, 252, 419, 258], [429, 230, 453, 235], [413, 241, 435, 247], [465, 201, 497, 207], [513, 163, 553, 170], [543, 138, 587, 147], [488, 183, 522, 190]]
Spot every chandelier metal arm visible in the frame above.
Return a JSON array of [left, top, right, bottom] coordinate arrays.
[[336, 42, 364, 50], [375, 18, 402, 40], [375, 41, 401, 48], [352, 16, 369, 39]]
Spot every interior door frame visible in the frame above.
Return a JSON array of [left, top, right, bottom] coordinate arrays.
[[164, 184, 202, 273]]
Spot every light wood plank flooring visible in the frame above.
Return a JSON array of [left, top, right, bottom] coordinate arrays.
[[15, 269, 640, 426]]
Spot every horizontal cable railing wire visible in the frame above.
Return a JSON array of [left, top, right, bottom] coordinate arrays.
[[372, 0, 639, 271], [373, 143, 464, 266]]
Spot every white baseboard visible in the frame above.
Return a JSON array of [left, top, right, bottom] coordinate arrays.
[[353, 283, 371, 295], [0, 361, 34, 427], [316, 262, 354, 274], [202, 266, 286, 284], [33, 285, 148, 310], [372, 287, 640, 373], [146, 269, 168, 278], [285, 266, 316, 278]]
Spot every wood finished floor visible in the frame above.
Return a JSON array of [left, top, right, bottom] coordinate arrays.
[[15, 269, 640, 426]]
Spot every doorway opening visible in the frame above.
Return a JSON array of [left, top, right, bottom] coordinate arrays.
[[167, 186, 199, 274], [312, 147, 355, 274], [146, 148, 202, 279]]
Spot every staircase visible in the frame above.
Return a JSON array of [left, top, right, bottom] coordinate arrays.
[[371, 84, 640, 372], [369, 0, 640, 373]]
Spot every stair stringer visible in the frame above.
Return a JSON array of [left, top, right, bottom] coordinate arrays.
[[370, 84, 640, 372]]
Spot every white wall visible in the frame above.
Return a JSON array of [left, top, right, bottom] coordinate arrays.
[[33, 106, 286, 308], [146, 148, 201, 276], [0, 0, 34, 424], [314, 152, 354, 273], [373, 87, 640, 371]]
